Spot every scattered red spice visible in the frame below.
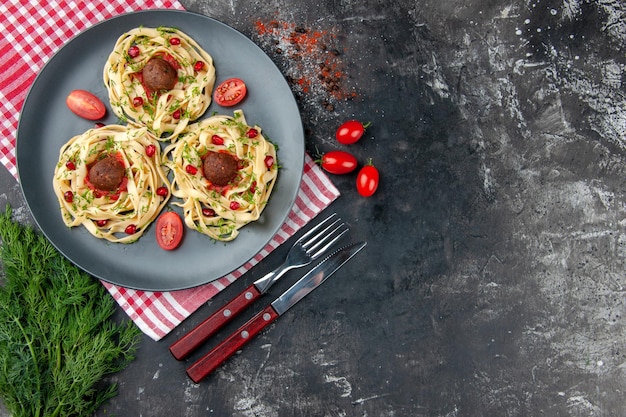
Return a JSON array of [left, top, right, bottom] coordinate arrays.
[[254, 18, 356, 111]]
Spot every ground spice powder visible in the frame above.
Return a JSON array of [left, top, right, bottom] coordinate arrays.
[[254, 18, 356, 111]]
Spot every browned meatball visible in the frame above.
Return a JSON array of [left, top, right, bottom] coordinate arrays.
[[89, 155, 125, 191], [203, 152, 238, 186], [142, 58, 178, 92]]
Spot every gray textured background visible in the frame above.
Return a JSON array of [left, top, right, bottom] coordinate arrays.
[[1, 0, 625, 415]]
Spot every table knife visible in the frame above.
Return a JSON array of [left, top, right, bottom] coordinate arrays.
[[170, 214, 347, 360], [186, 241, 367, 383]]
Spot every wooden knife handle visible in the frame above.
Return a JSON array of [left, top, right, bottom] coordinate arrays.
[[169, 284, 262, 360], [186, 305, 279, 383]]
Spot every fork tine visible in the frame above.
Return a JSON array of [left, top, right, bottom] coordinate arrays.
[[302, 218, 342, 249], [304, 219, 347, 255], [295, 213, 337, 244], [308, 227, 349, 259]]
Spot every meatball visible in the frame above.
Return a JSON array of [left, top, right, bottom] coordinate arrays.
[[142, 58, 178, 92], [89, 155, 125, 191], [203, 152, 238, 186]]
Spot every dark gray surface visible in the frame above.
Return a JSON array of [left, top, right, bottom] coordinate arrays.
[[2, 0, 626, 415]]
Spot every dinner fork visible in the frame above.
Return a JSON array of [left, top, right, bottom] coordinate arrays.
[[170, 213, 348, 360]]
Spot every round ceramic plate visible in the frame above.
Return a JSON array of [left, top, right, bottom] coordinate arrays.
[[17, 10, 304, 291]]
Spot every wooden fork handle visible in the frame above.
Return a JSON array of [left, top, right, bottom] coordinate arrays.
[[169, 284, 262, 360]]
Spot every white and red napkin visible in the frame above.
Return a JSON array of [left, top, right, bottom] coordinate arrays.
[[0, 0, 340, 340]]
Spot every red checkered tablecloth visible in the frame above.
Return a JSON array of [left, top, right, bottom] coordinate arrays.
[[0, 0, 340, 340]]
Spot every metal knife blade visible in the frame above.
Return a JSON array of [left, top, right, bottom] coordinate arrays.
[[270, 241, 366, 315], [186, 241, 367, 383]]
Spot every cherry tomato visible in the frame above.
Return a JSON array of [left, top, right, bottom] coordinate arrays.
[[319, 151, 358, 175], [335, 120, 371, 145], [356, 160, 379, 197], [214, 78, 247, 107], [155, 212, 184, 250], [66, 90, 107, 120]]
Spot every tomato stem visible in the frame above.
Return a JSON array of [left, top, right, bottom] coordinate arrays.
[[312, 145, 323, 164]]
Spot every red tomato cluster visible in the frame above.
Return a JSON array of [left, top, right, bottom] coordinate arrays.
[[318, 120, 379, 197]]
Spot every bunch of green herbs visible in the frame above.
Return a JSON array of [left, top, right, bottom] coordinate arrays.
[[0, 206, 141, 417]]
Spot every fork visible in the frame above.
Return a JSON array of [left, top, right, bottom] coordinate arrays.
[[169, 213, 348, 360]]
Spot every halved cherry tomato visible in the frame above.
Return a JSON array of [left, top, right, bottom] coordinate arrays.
[[155, 211, 184, 250], [214, 78, 247, 107], [319, 151, 358, 175], [335, 120, 371, 145], [356, 159, 379, 197], [66, 90, 106, 120]]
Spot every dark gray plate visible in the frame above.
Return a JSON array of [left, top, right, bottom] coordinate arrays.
[[16, 10, 304, 291]]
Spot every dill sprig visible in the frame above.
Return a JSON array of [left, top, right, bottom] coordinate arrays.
[[0, 205, 141, 417]]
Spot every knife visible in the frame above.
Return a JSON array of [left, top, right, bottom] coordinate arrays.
[[186, 241, 367, 383], [170, 214, 347, 360]]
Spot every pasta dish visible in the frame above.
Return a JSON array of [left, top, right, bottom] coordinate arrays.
[[164, 110, 278, 241], [103, 27, 216, 140], [55, 28, 279, 245], [53, 124, 171, 243]]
